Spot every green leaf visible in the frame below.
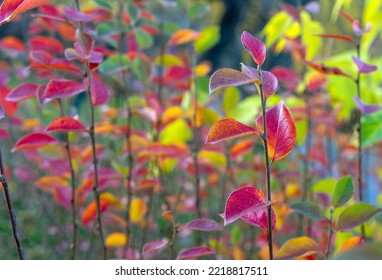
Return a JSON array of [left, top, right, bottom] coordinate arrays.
[[311, 177, 337, 194], [136, 28, 153, 50], [195, 26, 220, 53], [335, 243, 382, 260], [160, 119, 192, 144], [362, 110, 382, 148], [290, 202, 325, 220], [95, 23, 116, 37], [126, 4, 138, 21], [223, 87, 240, 112], [93, 0, 112, 10], [188, 2, 210, 20], [331, 175, 354, 208], [337, 203, 381, 232], [99, 54, 131, 75]]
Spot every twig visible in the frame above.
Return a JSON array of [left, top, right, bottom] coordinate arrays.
[[325, 208, 334, 259], [257, 66, 273, 260], [0, 148, 25, 260], [57, 100, 78, 259]]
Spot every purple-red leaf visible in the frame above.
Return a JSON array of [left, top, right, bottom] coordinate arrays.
[[353, 96, 381, 115], [256, 101, 297, 163], [205, 118, 257, 144], [176, 246, 215, 260], [142, 239, 169, 257], [43, 79, 85, 100], [241, 207, 276, 232], [12, 132, 59, 152], [6, 83, 38, 102], [181, 218, 223, 231], [281, 3, 300, 22], [62, 6, 93, 22], [352, 56, 377, 74], [223, 186, 270, 225], [353, 20, 371, 36], [0, 105, 4, 119], [209, 68, 258, 95], [241, 31, 266, 66], [46, 116, 86, 133], [241, 63, 278, 98], [89, 75, 110, 106]]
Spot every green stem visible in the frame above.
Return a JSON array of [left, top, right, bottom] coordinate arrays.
[[257, 65, 273, 260]]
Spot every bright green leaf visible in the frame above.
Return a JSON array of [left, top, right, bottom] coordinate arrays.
[[223, 87, 240, 112], [160, 119, 192, 144], [332, 175, 354, 208], [362, 110, 382, 148], [337, 203, 381, 232], [195, 26, 220, 53], [99, 54, 131, 75]]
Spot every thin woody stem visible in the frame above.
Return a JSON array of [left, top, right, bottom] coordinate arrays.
[[257, 65, 273, 260], [0, 148, 25, 260]]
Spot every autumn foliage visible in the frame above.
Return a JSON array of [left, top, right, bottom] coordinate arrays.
[[0, 0, 382, 260]]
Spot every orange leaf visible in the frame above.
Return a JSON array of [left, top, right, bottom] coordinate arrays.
[[46, 116, 86, 133], [168, 29, 201, 45], [306, 61, 352, 78], [337, 236, 364, 254], [0, 0, 51, 25], [205, 118, 257, 145]]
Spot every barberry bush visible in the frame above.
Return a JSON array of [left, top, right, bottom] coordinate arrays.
[[0, 0, 382, 260]]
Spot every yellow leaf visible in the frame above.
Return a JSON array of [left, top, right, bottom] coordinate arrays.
[[106, 232, 128, 248], [153, 54, 183, 67], [130, 198, 147, 223], [275, 236, 318, 260], [161, 106, 185, 125], [195, 61, 211, 77], [35, 176, 68, 193]]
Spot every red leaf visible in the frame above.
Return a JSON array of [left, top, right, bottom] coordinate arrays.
[[176, 246, 215, 260], [142, 239, 169, 257], [29, 36, 63, 53], [241, 31, 266, 66], [46, 116, 86, 133], [256, 101, 296, 163], [223, 186, 270, 225], [0, 0, 50, 25], [6, 83, 38, 102], [316, 34, 354, 44], [181, 218, 223, 231], [281, 3, 300, 22], [339, 10, 354, 23], [89, 74, 111, 106], [205, 118, 257, 144], [209, 68, 258, 95], [12, 132, 59, 152], [241, 206, 276, 232], [53, 186, 71, 209], [43, 79, 85, 100], [306, 61, 352, 78], [241, 64, 278, 98]]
